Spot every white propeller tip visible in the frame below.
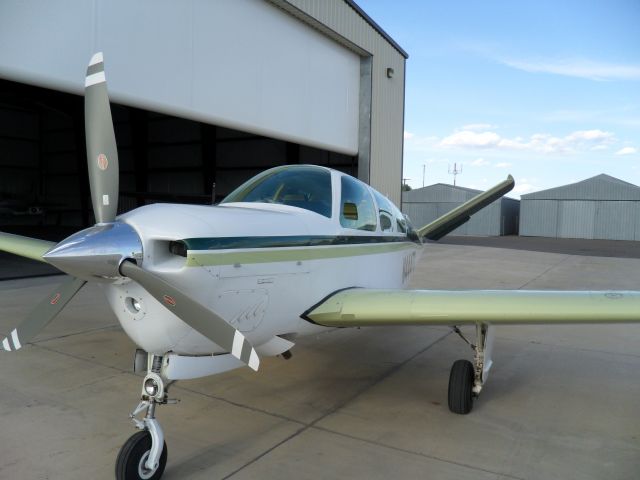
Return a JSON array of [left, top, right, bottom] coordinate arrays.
[[89, 52, 104, 66], [249, 350, 260, 371]]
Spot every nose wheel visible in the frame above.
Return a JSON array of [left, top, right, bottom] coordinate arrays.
[[116, 431, 167, 480]]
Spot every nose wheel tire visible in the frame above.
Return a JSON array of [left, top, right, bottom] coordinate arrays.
[[448, 359, 474, 414], [116, 431, 168, 480]]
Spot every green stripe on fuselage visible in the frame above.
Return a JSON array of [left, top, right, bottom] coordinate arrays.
[[182, 234, 421, 251], [186, 241, 418, 267]]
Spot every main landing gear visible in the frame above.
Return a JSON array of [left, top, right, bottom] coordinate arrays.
[[116, 354, 176, 480], [448, 323, 494, 414]]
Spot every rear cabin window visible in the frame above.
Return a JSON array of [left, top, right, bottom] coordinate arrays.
[[340, 176, 377, 231], [372, 190, 396, 233], [221, 166, 332, 218]]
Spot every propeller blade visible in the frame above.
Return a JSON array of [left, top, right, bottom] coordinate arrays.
[[0, 231, 55, 263], [119, 261, 260, 371], [84, 52, 119, 224], [0, 276, 86, 351]]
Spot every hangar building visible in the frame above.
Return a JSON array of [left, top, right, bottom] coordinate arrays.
[[0, 0, 407, 233], [402, 183, 520, 236], [520, 174, 640, 240]]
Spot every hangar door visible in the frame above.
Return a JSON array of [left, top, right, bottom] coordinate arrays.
[[557, 201, 596, 239], [0, 0, 360, 156]]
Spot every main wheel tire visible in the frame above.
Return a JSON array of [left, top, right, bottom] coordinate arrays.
[[115, 431, 168, 480], [448, 359, 474, 414]]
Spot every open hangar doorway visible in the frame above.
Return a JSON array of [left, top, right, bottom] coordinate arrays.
[[0, 78, 357, 244]]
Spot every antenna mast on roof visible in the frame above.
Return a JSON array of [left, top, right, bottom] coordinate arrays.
[[448, 163, 463, 186]]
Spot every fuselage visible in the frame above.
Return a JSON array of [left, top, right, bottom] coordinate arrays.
[[103, 166, 422, 356]]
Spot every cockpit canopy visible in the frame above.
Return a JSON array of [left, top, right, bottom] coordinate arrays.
[[222, 165, 412, 236], [221, 165, 332, 218]]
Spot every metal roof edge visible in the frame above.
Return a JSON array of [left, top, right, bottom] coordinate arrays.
[[343, 0, 409, 58], [521, 173, 640, 199]]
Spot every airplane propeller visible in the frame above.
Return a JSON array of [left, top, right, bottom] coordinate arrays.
[[0, 53, 260, 371], [84, 52, 120, 224], [0, 277, 86, 352]]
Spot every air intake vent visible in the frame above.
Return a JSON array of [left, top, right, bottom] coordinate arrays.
[[169, 241, 187, 257]]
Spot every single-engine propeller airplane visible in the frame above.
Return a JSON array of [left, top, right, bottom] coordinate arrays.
[[2, 53, 640, 480]]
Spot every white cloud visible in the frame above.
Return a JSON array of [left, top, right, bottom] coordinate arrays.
[[564, 129, 613, 141], [403, 131, 415, 140], [470, 158, 490, 166], [461, 123, 496, 131], [494, 162, 512, 168], [439, 128, 615, 154], [440, 131, 501, 148], [513, 183, 537, 195], [500, 58, 640, 81], [616, 147, 638, 156]]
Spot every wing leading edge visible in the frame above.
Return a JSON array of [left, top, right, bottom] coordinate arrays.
[[304, 289, 640, 327]]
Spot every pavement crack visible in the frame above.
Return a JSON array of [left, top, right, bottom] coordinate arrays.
[[312, 426, 526, 480], [31, 324, 121, 344], [517, 254, 571, 289], [174, 384, 306, 427], [222, 330, 452, 479]]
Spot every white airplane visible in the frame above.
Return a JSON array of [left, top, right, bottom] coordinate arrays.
[[2, 53, 640, 480]]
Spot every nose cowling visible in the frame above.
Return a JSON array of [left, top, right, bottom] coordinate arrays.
[[43, 222, 143, 282]]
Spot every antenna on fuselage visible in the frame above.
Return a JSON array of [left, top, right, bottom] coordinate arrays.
[[211, 182, 216, 205]]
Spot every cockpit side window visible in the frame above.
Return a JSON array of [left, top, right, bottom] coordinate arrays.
[[221, 166, 332, 218], [339, 176, 377, 231], [372, 190, 396, 233]]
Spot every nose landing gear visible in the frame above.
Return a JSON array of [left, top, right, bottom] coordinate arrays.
[[116, 354, 176, 480]]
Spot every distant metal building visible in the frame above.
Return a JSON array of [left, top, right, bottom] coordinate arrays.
[[520, 174, 640, 240], [402, 183, 520, 236]]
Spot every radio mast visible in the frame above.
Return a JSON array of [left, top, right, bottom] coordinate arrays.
[[448, 163, 463, 186]]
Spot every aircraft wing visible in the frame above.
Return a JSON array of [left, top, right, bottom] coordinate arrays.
[[416, 175, 515, 241], [304, 288, 640, 326]]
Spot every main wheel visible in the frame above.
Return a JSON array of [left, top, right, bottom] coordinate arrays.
[[115, 431, 168, 480], [448, 359, 474, 414]]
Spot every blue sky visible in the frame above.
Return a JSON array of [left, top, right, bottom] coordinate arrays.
[[357, 0, 640, 197]]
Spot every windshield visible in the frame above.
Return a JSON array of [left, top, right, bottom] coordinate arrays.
[[221, 166, 333, 218]]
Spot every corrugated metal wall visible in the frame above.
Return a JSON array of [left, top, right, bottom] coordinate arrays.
[[520, 175, 640, 240], [402, 184, 520, 236], [521, 200, 640, 240], [270, 0, 406, 205]]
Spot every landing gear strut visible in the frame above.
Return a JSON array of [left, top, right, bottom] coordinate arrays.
[[116, 354, 176, 480], [448, 323, 494, 414]]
